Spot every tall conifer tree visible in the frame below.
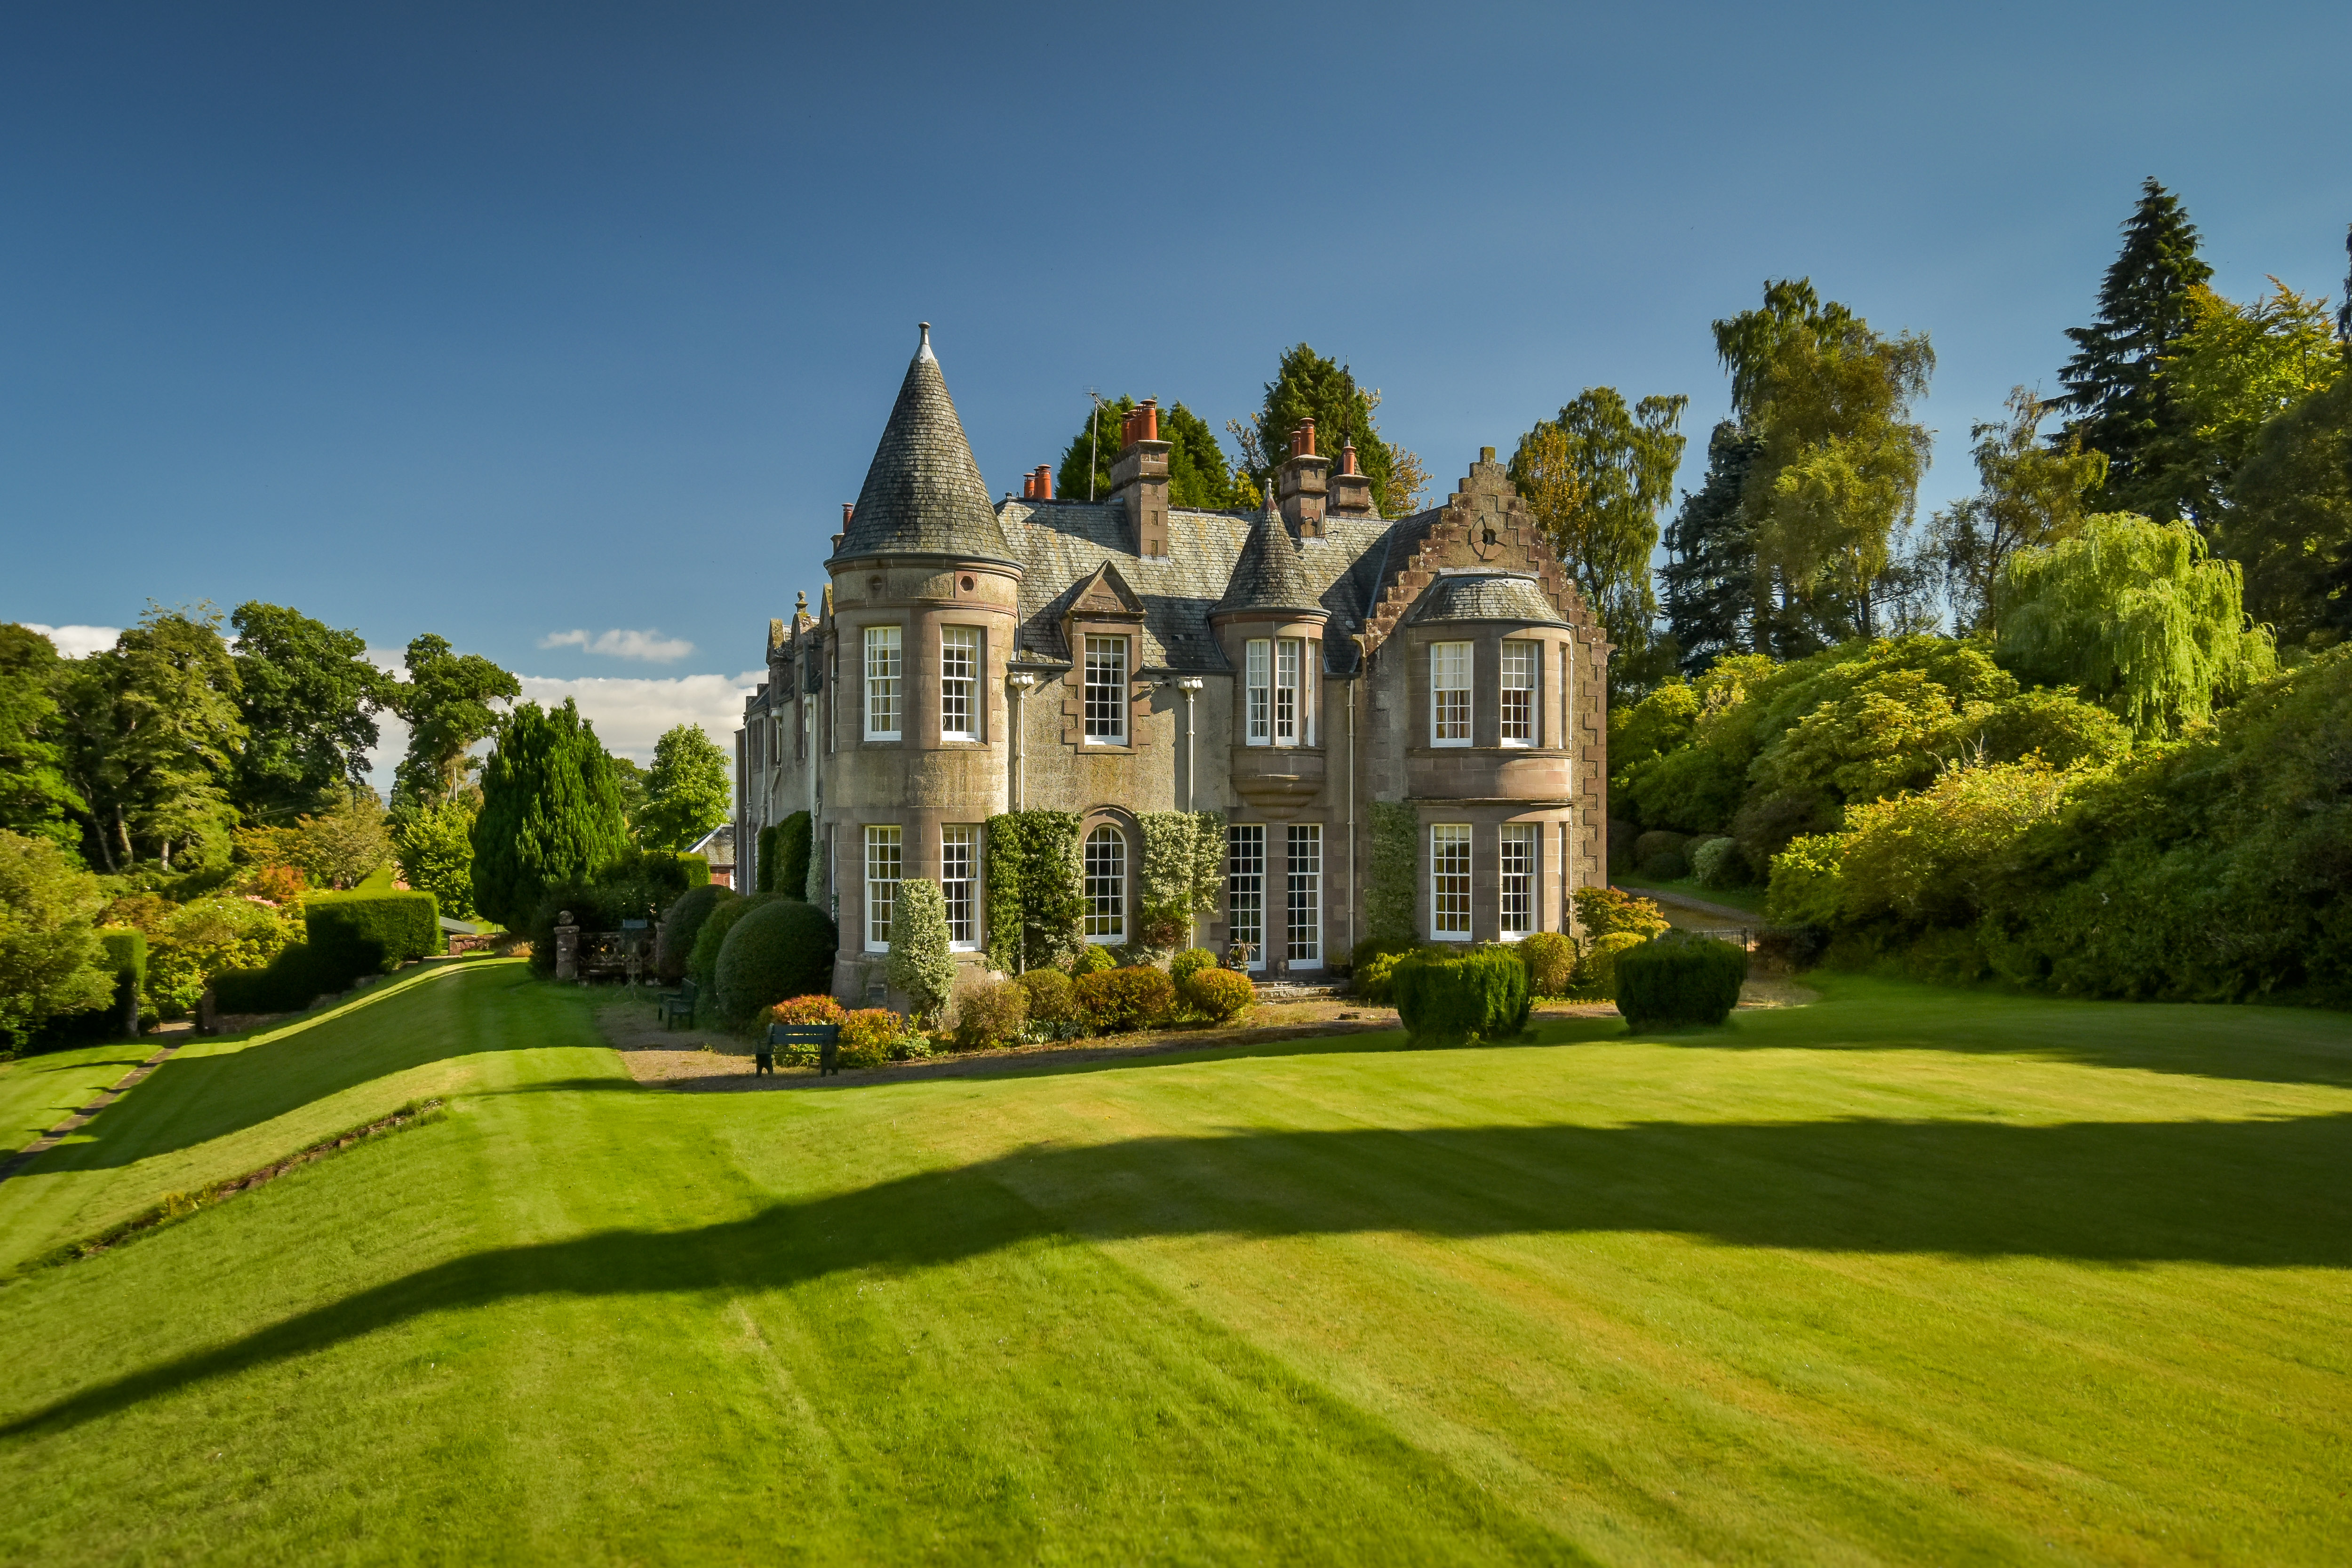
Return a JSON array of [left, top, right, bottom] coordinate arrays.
[[1660, 422, 1761, 673], [468, 698, 629, 926], [2055, 179, 2213, 522]]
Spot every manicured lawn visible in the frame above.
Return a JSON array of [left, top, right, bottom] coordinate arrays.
[[1, 960, 2347, 1563], [0, 1041, 157, 1158]]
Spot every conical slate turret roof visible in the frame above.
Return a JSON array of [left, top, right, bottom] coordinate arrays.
[[834, 325, 1018, 565], [1213, 504, 1326, 616]]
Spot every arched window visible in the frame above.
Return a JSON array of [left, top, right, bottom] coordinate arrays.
[[1084, 825, 1126, 943]]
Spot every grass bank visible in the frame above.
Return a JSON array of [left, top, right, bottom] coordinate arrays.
[[0, 962, 2346, 1562]]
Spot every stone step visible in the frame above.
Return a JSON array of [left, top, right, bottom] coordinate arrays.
[[1253, 981, 1348, 1003]]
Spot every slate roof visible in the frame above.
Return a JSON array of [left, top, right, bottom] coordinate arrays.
[[1213, 506, 1326, 616], [997, 500, 1395, 674], [832, 326, 1018, 566], [1406, 572, 1570, 626]]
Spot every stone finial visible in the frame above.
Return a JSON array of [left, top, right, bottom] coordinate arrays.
[[917, 321, 934, 361]]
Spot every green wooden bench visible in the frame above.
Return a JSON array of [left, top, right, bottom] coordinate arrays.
[[764, 1022, 841, 1077], [655, 979, 695, 1030]]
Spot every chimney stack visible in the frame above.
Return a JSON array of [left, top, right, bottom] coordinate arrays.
[[1276, 419, 1332, 537], [1330, 438, 1375, 517], [1036, 464, 1053, 500], [842, 502, 855, 527], [1108, 398, 1172, 557]]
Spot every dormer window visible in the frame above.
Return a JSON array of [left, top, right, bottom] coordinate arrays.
[[1431, 641, 1472, 746], [1245, 637, 1312, 747], [1084, 635, 1127, 744]]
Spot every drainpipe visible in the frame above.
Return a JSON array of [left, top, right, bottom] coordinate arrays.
[[1176, 676, 1203, 811], [1347, 646, 1359, 965], [1008, 670, 1036, 810]]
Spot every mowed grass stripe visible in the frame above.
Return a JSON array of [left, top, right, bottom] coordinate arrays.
[[0, 965, 2347, 1561]]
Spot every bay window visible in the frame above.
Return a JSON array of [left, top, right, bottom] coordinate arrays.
[[941, 626, 978, 740], [864, 825, 901, 951], [1500, 824, 1535, 937], [1501, 640, 1537, 746], [1431, 824, 1472, 940], [1431, 641, 1471, 746], [864, 626, 901, 740]]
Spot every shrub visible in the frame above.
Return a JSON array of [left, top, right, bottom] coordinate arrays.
[[1180, 966, 1253, 1023], [837, 1008, 901, 1069], [1573, 884, 1670, 942], [1633, 829, 1690, 875], [756, 824, 780, 892], [1576, 931, 1648, 999], [885, 878, 955, 1024], [712, 898, 838, 1028], [1354, 950, 1405, 1004], [146, 895, 297, 1017], [656, 884, 734, 985], [1070, 943, 1113, 977], [688, 891, 774, 992], [1076, 965, 1173, 1031], [1615, 933, 1749, 1030], [1690, 836, 1741, 889], [953, 975, 1029, 1051], [1016, 968, 1081, 1033], [99, 928, 146, 1033], [306, 890, 440, 973], [765, 995, 847, 1066], [776, 810, 812, 900], [1391, 948, 1531, 1045], [1365, 802, 1419, 947], [1515, 931, 1577, 997], [1168, 947, 1219, 993], [1606, 818, 1636, 875]]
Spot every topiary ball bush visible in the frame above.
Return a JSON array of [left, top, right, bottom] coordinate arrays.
[[688, 891, 773, 992], [1515, 931, 1577, 998], [713, 898, 837, 1028], [1075, 965, 1173, 1032], [1391, 947, 1531, 1045], [1690, 836, 1742, 890], [658, 884, 734, 985], [1614, 933, 1748, 1030], [1181, 966, 1253, 1023], [1168, 947, 1219, 992], [1578, 931, 1648, 999], [1069, 943, 1114, 977]]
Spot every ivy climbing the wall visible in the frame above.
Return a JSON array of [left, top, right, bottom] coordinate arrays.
[[1365, 801, 1419, 948], [983, 810, 1084, 973], [1136, 811, 1225, 960]]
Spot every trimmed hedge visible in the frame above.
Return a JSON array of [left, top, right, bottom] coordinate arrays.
[[1392, 948, 1531, 1045], [657, 884, 734, 985], [688, 890, 774, 992], [214, 891, 438, 1015], [777, 811, 812, 901], [713, 898, 838, 1027], [307, 891, 440, 972], [1168, 947, 1218, 993], [101, 928, 147, 1034], [757, 824, 780, 892], [1515, 931, 1577, 998], [1614, 934, 1747, 1030]]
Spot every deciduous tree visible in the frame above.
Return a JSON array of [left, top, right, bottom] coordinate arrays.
[[1509, 388, 1688, 697], [1994, 512, 2275, 737], [0, 829, 112, 1049], [639, 724, 732, 853], [391, 635, 518, 810], [228, 601, 396, 821], [394, 794, 479, 920], [1929, 389, 2108, 632], [57, 607, 245, 873], [0, 625, 85, 851], [1712, 280, 1935, 649]]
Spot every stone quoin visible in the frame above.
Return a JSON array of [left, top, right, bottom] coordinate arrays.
[[736, 324, 1612, 1003]]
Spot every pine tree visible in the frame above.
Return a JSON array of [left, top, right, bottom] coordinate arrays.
[[1659, 422, 1760, 674], [468, 699, 630, 926], [2055, 178, 2214, 522], [1232, 345, 1428, 517], [1055, 397, 1239, 509]]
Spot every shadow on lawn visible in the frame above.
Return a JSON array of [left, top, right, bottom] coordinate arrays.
[[8, 1110, 2349, 1437]]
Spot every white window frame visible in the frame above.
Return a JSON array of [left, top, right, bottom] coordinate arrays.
[[1501, 640, 1537, 748], [1084, 635, 1128, 745], [1431, 823, 1472, 940], [864, 825, 901, 952], [940, 626, 979, 741], [1228, 823, 1266, 971], [1431, 641, 1472, 747], [1275, 637, 1300, 746], [1499, 823, 1536, 938], [941, 825, 978, 950], [1286, 823, 1323, 968], [864, 626, 902, 741], [1083, 824, 1126, 942], [1245, 639, 1270, 745]]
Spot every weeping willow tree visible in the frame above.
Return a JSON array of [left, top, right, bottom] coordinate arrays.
[[1993, 512, 2275, 737]]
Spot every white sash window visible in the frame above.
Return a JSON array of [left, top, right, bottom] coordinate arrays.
[[1431, 642, 1472, 746], [864, 627, 901, 741], [1432, 824, 1472, 939]]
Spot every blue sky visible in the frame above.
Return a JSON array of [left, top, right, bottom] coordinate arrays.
[[4, 1, 2347, 767]]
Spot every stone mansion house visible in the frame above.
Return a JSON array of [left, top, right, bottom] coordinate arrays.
[[735, 326, 1611, 1001]]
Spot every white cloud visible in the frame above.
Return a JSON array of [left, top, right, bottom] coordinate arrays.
[[361, 669, 761, 796], [537, 628, 696, 663], [21, 622, 123, 658]]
